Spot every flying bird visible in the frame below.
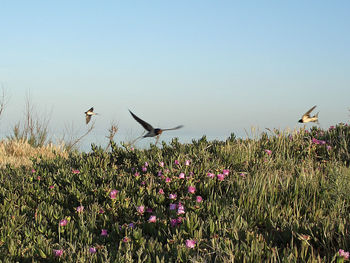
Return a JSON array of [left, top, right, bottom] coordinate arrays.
[[129, 110, 183, 142], [84, 107, 98, 124], [298, 105, 319, 123]]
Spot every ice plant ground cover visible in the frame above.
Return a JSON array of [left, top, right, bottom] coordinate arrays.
[[0, 124, 350, 262]]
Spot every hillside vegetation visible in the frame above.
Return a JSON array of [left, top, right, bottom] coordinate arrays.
[[0, 124, 349, 262]]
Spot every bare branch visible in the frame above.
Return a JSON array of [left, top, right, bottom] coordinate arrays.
[[64, 121, 96, 151], [0, 85, 9, 119], [104, 121, 119, 151]]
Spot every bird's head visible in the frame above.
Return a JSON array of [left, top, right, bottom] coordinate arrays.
[[155, 129, 163, 135]]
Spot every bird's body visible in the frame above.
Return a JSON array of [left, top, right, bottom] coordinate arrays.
[[85, 107, 97, 124], [129, 110, 183, 140], [298, 105, 319, 123]]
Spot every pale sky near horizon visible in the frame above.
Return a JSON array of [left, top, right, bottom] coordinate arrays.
[[0, 1, 349, 149]]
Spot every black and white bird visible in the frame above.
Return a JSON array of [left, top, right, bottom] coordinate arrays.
[[129, 110, 183, 140], [84, 107, 98, 124], [298, 105, 319, 123]]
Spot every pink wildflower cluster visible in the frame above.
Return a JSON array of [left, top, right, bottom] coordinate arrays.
[[101, 229, 108, 236], [59, 219, 68, 226], [186, 239, 196, 248], [208, 169, 229, 181], [170, 217, 185, 227], [177, 203, 185, 215], [196, 196, 203, 202], [169, 193, 177, 200], [312, 138, 326, 145], [188, 186, 196, 194], [76, 206, 84, 213], [137, 205, 145, 214], [53, 249, 63, 257], [110, 189, 119, 199], [264, 149, 272, 155], [339, 249, 349, 259], [148, 215, 157, 223]]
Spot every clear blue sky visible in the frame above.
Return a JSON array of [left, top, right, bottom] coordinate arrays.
[[0, 1, 349, 147]]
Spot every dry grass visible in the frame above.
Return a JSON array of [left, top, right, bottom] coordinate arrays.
[[0, 139, 68, 168]]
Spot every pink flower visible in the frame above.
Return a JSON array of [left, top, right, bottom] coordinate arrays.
[[169, 194, 177, 200], [327, 145, 332, 151], [142, 166, 147, 172], [196, 196, 203, 203], [76, 206, 84, 213], [72, 169, 80, 174], [157, 171, 162, 177], [177, 217, 184, 224], [141, 181, 146, 185], [188, 186, 196, 194], [186, 239, 196, 248], [264, 149, 272, 155], [98, 208, 104, 214], [144, 162, 149, 167], [89, 247, 96, 254], [110, 189, 118, 199], [169, 203, 177, 210], [123, 236, 130, 242], [137, 205, 145, 214], [170, 218, 178, 227], [174, 160, 180, 165], [101, 229, 108, 236], [31, 169, 36, 173], [158, 188, 164, 194], [148, 215, 157, 223], [222, 169, 230, 176], [185, 160, 190, 166], [49, 185, 55, 189], [312, 138, 320, 144], [134, 172, 140, 177], [159, 162, 164, 167], [59, 219, 67, 227], [53, 249, 63, 257], [339, 249, 349, 259], [177, 203, 185, 215], [165, 177, 171, 183], [179, 173, 185, 179], [217, 174, 225, 181], [207, 172, 215, 178]]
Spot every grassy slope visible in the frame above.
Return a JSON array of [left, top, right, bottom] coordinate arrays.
[[0, 125, 349, 262]]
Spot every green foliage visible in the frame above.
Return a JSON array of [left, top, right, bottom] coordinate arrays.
[[0, 125, 350, 262]]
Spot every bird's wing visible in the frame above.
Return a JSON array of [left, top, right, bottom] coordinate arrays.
[[129, 110, 153, 131], [163, 125, 184, 131], [86, 115, 92, 124], [303, 105, 316, 117]]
